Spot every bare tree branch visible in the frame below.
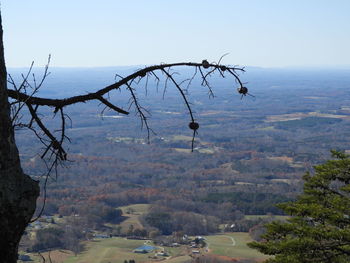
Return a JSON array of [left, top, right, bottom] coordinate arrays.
[[7, 58, 249, 224], [7, 62, 245, 108], [8, 59, 248, 173], [97, 95, 129, 115]]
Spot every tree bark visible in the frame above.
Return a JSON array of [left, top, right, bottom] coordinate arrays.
[[0, 13, 39, 263]]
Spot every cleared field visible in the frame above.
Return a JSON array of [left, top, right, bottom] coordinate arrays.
[[173, 147, 216, 154], [171, 135, 214, 146], [270, 178, 294, 184], [107, 137, 145, 144], [267, 156, 293, 163], [197, 148, 215, 154], [120, 215, 144, 233], [118, 204, 150, 233], [244, 215, 289, 221], [19, 250, 74, 263], [199, 110, 237, 117], [63, 237, 166, 263], [165, 255, 192, 263], [265, 111, 349, 122], [24, 232, 267, 263], [205, 233, 269, 261], [22, 203, 271, 263], [120, 204, 150, 214], [172, 135, 195, 141], [173, 148, 192, 153]]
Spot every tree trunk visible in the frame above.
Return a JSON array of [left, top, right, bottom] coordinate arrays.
[[0, 13, 40, 263]]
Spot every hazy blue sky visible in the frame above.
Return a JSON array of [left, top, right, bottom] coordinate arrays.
[[2, 0, 350, 68]]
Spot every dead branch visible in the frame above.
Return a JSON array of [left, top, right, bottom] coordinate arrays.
[[7, 62, 245, 108], [8, 60, 248, 174], [8, 59, 249, 223]]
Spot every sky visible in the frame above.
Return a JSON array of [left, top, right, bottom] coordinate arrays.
[[1, 0, 350, 68]]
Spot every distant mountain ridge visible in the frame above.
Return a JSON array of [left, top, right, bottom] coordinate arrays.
[[7, 66, 350, 99]]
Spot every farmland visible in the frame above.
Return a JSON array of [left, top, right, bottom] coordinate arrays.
[[22, 233, 267, 263], [20, 204, 269, 263], [119, 204, 150, 233], [206, 233, 269, 261]]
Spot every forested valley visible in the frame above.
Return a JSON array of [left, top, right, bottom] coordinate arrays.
[[13, 66, 350, 260]]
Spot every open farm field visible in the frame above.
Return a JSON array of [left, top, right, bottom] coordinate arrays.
[[62, 238, 165, 263], [19, 250, 73, 263], [244, 215, 289, 221], [205, 233, 269, 261], [28, 238, 182, 263], [265, 111, 350, 122], [120, 204, 150, 214], [22, 232, 267, 263], [119, 204, 150, 233]]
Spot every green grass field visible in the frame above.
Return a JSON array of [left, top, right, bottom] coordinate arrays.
[[19, 250, 74, 263], [22, 205, 270, 263], [244, 215, 289, 221], [118, 204, 150, 233], [120, 204, 150, 214], [205, 232, 269, 261], [24, 233, 267, 263], [63, 237, 165, 263]]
